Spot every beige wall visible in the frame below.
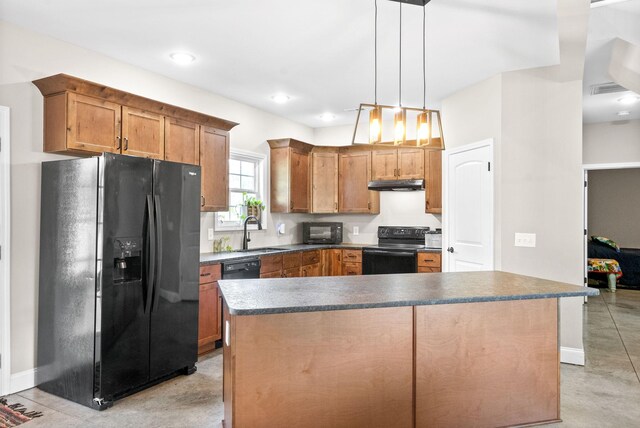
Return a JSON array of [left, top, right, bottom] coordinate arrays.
[[0, 20, 315, 376], [588, 168, 640, 248], [583, 119, 640, 164]]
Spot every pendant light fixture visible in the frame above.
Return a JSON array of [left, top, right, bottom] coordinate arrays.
[[351, 0, 444, 150]]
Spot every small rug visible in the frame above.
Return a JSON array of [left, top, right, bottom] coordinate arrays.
[[0, 397, 43, 428]]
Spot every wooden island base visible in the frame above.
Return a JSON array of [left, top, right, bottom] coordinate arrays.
[[222, 298, 559, 428]]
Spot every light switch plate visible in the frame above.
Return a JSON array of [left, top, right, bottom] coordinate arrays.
[[353, 226, 359, 236], [515, 233, 536, 248], [207, 228, 214, 241], [277, 223, 286, 235]]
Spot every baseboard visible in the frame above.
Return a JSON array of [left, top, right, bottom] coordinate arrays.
[[10, 368, 37, 394], [560, 346, 585, 366]]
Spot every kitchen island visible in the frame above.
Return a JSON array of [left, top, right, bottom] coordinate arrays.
[[218, 271, 598, 428]]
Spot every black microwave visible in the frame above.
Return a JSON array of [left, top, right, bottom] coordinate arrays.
[[302, 222, 343, 244]]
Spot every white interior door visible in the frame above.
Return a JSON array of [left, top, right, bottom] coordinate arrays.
[[444, 140, 494, 272]]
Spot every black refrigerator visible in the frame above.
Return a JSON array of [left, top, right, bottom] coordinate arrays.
[[37, 153, 201, 410]]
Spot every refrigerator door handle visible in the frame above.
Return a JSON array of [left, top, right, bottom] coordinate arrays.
[[145, 195, 156, 314], [152, 194, 163, 312]]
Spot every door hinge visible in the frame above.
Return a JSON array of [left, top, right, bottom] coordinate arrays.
[[488, 162, 491, 172], [584, 180, 587, 188], [584, 277, 587, 284], [584, 229, 587, 236]]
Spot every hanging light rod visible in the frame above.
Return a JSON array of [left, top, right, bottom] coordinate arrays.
[[387, 0, 432, 6]]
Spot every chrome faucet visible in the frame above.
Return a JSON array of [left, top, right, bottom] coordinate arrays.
[[242, 216, 262, 250]]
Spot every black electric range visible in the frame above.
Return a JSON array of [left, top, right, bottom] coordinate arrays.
[[363, 226, 438, 275]]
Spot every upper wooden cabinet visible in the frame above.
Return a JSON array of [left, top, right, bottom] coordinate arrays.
[[339, 150, 379, 214], [33, 74, 238, 157], [372, 148, 424, 181], [164, 118, 199, 165], [268, 139, 312, 213], [200, 126, 229, 212], [34, 74, 238, 213], [311, 150, 339, 213], [122, 106, 165, 159], [425, 150, 442, 214]]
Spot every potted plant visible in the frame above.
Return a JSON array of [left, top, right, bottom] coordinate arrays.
[[242, 193, 265, 223]]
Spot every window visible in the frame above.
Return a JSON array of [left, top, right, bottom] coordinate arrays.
[[215, 150, 266, 230]]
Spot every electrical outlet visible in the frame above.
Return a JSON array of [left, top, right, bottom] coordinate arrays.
[[515, 233, 536, 248], [277, 223, 286, 235], [207, 228, 214, 241], [353, 226, 359, 236]]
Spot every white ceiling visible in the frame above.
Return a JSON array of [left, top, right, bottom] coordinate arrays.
[[583, 0, 640, 123], [0, 0, 561, 128]]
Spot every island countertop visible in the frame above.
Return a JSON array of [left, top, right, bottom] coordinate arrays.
[[218, 271, 599, 315]]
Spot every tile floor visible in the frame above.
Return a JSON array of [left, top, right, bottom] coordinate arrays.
[[6, 290, 640, 427]]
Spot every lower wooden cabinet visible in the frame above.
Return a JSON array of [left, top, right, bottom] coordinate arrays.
[[417, 252, 442, 272], [260, 254, 284, 278], [301, 263, 321, 277], [198, 264, 222, 355], [341, 249, 363, 276], [322, 249, 342, 276]]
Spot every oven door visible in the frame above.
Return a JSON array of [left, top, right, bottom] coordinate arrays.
[[362, 249, 417, 275]]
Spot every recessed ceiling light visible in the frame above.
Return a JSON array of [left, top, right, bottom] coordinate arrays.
[[319, 113, 336, 122], [617, 110, 630, 116], [270, 94, 290, 104], [169, 52, 196, 65], [617, 95, 639, 105]]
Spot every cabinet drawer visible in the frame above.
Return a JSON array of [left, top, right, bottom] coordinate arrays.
[[301, 263, 321, 277], [283, 252, 302, 269], [261, 254, 283, 274], [342, 249, 362, 263], [342, 262, 362, 276], [260, 270, 283, 279], [302, 250, 321, 266], [418, 253, 441, 268], [200, 264, 222, 283], [282, 267, 301, 278]]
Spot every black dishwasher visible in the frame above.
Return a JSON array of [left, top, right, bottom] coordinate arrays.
[[222, 259, 261, 279]]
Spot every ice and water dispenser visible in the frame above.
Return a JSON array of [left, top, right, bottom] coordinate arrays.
[[113, 238, 142, 283]]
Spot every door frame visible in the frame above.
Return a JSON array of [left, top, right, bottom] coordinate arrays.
[[582, 161, 640, 293], [0, 106, 11, 395], [442, 139, 495, 273]]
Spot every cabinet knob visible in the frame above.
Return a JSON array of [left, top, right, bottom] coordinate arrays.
[[123, 137, 129, 151], [201, 195, 205, 207], [116, 136, 122, 150]]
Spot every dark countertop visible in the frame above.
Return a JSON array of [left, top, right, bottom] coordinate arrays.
[[200, 243, 441, 265], [218, 271, 599, 315]]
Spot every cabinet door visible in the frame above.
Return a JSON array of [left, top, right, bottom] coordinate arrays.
[[311, 152, 339, 213], [301, 263, 321, 277], [200, 126, 229, 212], [290, 148, 310, 212], [339, 151, 378, 213], [66, 93, 121, 154], [342, 262, 362, 276], [425, 150, 442, 214], [164, 118, 199, 165], [398, 148, 425, 180], [198, 282, 219, 355], [323, 249, 342, 276], [122, 106, 165, 159], [260, 270, 283, 279], [371, 150, 398, 180], [282, 267, 301, 278]]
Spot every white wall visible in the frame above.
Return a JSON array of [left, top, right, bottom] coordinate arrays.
[[0, 20, 315, 377], [583, 119, 640, 164], [588, 168, 640, 248]]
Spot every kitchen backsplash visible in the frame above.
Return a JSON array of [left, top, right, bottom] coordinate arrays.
[[200, 191, 442, 252]]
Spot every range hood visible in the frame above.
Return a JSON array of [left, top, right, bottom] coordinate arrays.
[[368, 179, 425, 191]]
